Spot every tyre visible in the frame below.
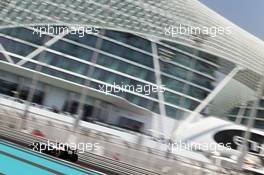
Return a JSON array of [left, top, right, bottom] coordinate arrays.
[[69, 154, 78, 162], [58, 151, 68, 159]]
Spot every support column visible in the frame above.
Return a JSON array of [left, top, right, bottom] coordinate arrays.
[[16, 76, 24, 98], [151, 39, 166, 134], [20, 57, 43, 130], [235, 104, 246, 124], [71, 30, 105, 133], [67, 92, 75, 113], [20, 31, 66, 130], [237, 73, 264, 169]]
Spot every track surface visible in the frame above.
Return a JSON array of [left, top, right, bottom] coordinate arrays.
[[0, 136, 125, 175], [0, 139, 109, 175]]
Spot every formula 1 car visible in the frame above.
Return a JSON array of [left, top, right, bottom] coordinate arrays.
[[28, 141, 78, 162]]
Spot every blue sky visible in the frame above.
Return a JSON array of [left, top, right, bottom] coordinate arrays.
[[199, 0, 264, 41]]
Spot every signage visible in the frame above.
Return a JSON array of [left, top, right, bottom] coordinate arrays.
[[214, 129, 264, 155]]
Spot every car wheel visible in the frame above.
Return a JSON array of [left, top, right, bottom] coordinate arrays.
[[70, 154, 78, 162]]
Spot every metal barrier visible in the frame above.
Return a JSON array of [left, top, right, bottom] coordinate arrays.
[[0, 125, 160, 175], [0, 105, 246, 175]]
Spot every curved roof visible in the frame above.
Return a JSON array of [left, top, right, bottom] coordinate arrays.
[[0, 0, 264, 87]]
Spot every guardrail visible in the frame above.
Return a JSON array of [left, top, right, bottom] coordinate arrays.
[[0, 104, 246, 175], [0, 125, 162, 175], [0, 124, 245, 174]]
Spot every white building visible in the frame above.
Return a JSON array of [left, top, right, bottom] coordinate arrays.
[[0, 0, 264, 137]]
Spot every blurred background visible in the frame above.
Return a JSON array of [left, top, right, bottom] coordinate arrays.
[[0, 0, 264, 174]]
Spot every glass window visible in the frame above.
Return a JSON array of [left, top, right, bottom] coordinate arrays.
[[161, 41, 194, 55], [151, 102, 160, 114], [0, 27, 51, 45], [164, 91, 181, 106], [173, 52, 192, 67], [129, 79, 158, 99], [126, 95, 150, 108], [257, 110, 264, 118], [194, 61, 215, 77], [0, 53, 4, 61], [259, 99, 264, 108], [10, 56, 21, 64], [161, 76, 184, 92], [228, 116, 236, 122], [90, 81, 103, 91], [254, 120, 264, 130], [191, 73, 213, 89], [159, 60, 188, 79], [244, 108, 251, 116], [137, 97, 150, 108], [41, 67, 84, 84], [97, 54, 155, 83], [125, 94, 139, 104], [92, 68, 125, 85], [92, 68, 157, 99], [35, 52, 89, 75], [186, 86, 208, 100], [49, 40, 93, 61], [0, 36, 35, 56], [23, 62, 37, 69], [65, 33, 97, 48], [230, 107, 239, 115], [158, 45, 192, 67], [161, 40, 219, 65], [115, 90, 127, 99], [183, 98, 199, 110], [101, 40, 153, 67], [198, 51, 219, 64], [105, 30, 152, 52], [0, 79, 17, 96], [92, 68, 111, 82], [165, 105, 184, 119], [0, 55, 20, 63]]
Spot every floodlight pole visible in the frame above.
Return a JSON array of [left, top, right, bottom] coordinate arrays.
[[20, 31, 67, 130], [71, 30, 105, 133], [151, 39, 167, 135], [172, 65, 243, 140], [235, 103, 246, 124], [20, 62, 42, 130]]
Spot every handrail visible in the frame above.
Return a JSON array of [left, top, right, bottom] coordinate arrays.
[[0, 124, 242, 175], [0, 125, 161, 175], [0, 107, 243, 173]]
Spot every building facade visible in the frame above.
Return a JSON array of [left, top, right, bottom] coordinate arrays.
[[0, 26, 219, 132], [0, 0, 264, 134], [228, 98, 264, 130]]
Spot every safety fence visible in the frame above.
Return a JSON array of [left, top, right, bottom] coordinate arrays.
[[0, 103, 246, 175]]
